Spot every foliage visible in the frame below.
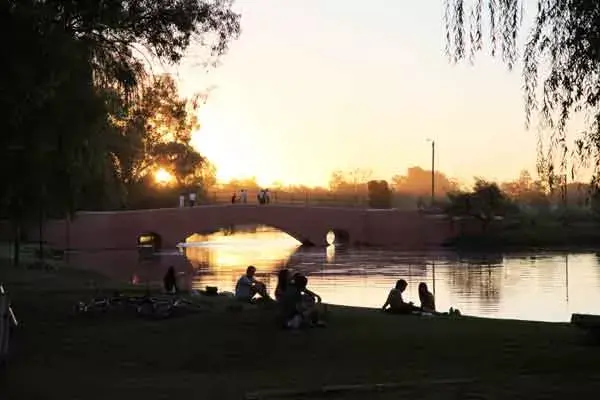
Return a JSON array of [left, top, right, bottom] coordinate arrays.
[[328, 169, 373, 193], [445, 178, 516, 229], [391, 166, 458, 197], [112, 74, 206, 187], [444, 1, 600, 186], [367, 180, 392, 209], [43, 0, 241, 91], [0, 0, 240, 262]]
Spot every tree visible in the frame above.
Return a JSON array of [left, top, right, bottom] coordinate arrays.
[[0, 1, 240, 263], [113, 74, 205, 187], [367, 180, 392, 209], [391, 166, 458, 197], [444, 1, 600, 185], [445, 178, 515, 230], [328, 169, 372, 193]]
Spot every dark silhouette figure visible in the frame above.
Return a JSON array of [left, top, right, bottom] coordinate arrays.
[[163, 266, 178, 293], [275, 268, 290, 302], [234, 265, 270, 302], [281, 274, 325, 328], [231, 192, 237, 204], [381, 279, 419, 314], [418, 282, 436, 313]]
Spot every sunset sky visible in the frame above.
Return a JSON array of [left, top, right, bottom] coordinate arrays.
[[165, 1, 583, 187]]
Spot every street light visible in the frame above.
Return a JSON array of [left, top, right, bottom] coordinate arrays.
[[426, 139, 435, 207]]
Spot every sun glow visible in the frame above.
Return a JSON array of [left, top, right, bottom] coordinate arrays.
[[154, 168, 174, 185]]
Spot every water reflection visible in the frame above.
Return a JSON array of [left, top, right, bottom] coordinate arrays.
[[68, 226, 600, 323]]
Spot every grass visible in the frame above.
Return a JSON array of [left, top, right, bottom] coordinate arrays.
[[1, 263, 600, 399]]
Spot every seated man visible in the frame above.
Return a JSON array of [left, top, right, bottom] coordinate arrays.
[[381, 279, 420, 314], [235, 266, 270, 303]]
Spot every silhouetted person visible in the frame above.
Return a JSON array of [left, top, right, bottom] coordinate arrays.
[[231, 192, 237, 204], [257, 190, 264, 205], [163, 266, 178, 294], [179, 194, 185, 208], [240, 189, 248, 203], [235, 266, 270, 302], [265, 189, 270, 204], [381, 279, 419, 314], [189, 192, 196, 207], [275, 268, 290, 302], [418, 282, 436, 313], [282, 274, 325, 329]]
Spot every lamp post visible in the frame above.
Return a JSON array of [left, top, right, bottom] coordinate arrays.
[[426, 139, 435, 207]]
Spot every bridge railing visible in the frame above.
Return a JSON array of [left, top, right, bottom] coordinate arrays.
[[202, 190, 370, 207]]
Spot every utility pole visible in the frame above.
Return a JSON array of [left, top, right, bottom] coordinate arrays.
[[427, 139, 436, 207]]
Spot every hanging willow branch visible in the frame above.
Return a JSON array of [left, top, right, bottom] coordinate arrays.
[[444, 0, 600, 189]]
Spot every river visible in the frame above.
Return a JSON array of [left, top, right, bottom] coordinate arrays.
[[68, 225, 600, 323]]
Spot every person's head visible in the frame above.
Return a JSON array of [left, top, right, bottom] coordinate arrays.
[[395, 279, 408, 292], [246, 265, 256, 278], [294, 274, 308, 290], [418, 282, 429, 295], [277, 269, 290, 286]]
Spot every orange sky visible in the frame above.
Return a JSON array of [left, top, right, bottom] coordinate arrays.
[[161, 1, 588, 188]]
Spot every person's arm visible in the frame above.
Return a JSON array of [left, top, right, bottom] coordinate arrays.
[[305, 288, 321, 303], [382, 291, 392, 310]]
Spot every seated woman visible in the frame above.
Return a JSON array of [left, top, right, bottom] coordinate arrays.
[[282, 274, 325, 328], [418, 282, 436, 313], [163, 266, 178, 294], [381, 279, 420, 314], [274, 269, 290, 302]]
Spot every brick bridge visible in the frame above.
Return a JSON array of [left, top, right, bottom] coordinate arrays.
[[26, 205, 460, 250]]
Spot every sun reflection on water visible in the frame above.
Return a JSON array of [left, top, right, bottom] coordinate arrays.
[[182, 226, 301, 291]]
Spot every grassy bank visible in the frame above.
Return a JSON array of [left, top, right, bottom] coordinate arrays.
[[446, 220, 600, 251], [1, 264, 600, 399]]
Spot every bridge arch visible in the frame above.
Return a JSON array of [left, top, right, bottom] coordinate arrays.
[[175, 223, 317, 247], [326, 229, 351, 245]]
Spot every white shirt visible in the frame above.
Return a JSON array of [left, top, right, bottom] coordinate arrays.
[[189, 192, 196, 201], [235, 275, 255, 299]]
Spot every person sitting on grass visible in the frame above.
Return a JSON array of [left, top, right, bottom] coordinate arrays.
[[163, 266, 178, 294], [274, 268, 291, 302], [381, 279, 420, 314], [235, 266, 271, 303], [418, 282, 436, 313], [282, 274, 326, 329]]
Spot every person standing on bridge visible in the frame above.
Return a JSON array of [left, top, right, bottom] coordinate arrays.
[[240, 189, 248, 204], [189, 191, 197, 207]]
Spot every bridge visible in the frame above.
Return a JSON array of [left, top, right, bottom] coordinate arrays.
[[24, 205, 461, 251]]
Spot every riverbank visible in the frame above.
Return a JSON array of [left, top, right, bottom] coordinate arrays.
[[1, 264, 600, 399], [445, 220, 600, 251]]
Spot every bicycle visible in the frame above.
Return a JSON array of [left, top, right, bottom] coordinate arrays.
[[135, 294, 210, 319], [74, 292, 210, 320]]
